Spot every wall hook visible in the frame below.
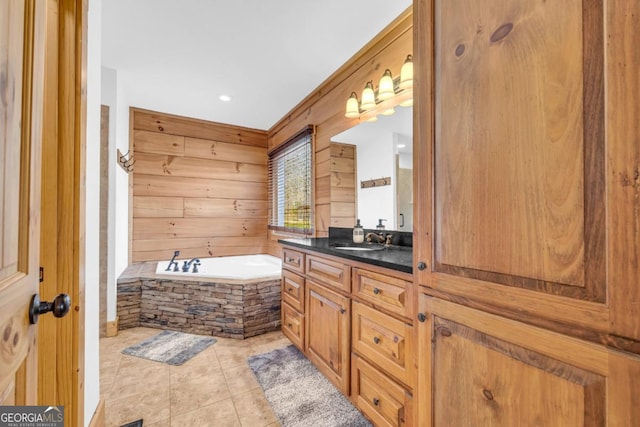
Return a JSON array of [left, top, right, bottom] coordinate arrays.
[[117, 148, 135, 173]]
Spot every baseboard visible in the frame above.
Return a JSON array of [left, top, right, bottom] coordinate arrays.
[[88, 399, 105, 427], [106, 317, 119, 337]]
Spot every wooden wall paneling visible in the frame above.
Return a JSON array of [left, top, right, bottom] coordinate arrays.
[[315, 176, 331, 205], [184, 137, 267, 165], [133, 174, 267, 200], [330, 202, 355, 218], [315, 204, 331, 233], [132, 196, 183, 218], [132, 130, 184, 155], [606, 0, 640, 345], [132, 108, 268, 148], [132, 218, 267, 240], [183, 198, 267, 218], [131, 109, 269, 262], [134, 152, 267, 182]]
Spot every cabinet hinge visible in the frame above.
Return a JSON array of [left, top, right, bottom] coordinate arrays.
[[39, 267, 44, 283]]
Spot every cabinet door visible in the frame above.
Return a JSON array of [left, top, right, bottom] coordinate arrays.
[[305, 280, 351, 394], [420, 295, 607, 427], [414, 0, 615, 343]]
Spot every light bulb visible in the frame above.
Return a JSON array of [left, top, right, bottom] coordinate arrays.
[[360, 81, 376, 110], [399, 54, 413, 90], [345, 92, 360, 118], [378, 69, 395, 100]]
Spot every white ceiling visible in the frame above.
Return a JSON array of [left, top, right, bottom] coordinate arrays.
[[101, 0, 412, 131]]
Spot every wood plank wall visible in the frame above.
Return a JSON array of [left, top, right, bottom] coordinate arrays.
[[130, 108, 269, 262], [266, 7, 413, 256]]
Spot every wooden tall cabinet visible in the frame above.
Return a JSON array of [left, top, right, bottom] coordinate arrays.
[[414, 0, 640, 425]]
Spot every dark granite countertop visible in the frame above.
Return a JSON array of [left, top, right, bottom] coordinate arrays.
[[278, 237, 413, 274]]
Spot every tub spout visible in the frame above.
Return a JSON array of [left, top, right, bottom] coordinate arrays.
[[166, 250, 181, 272], [182, 258, 201, 272]]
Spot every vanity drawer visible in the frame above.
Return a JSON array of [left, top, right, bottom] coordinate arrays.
[[351, 353, 414, 427], [305, 254, 351, 292], [352, 268, 413, 320], [281, 303, 304, 351], [352, 302, 415, 388], [282, 269, 305, 312], [282, 248, 304, 273]]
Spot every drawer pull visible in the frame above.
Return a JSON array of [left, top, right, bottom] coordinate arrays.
[[417, 313, 426, 322], [285, 257, 297, 263], [287, 287, 293, 292], [287, 323, 292, 328], [340, 308, 346, 314], [373, 336, 381, 344], [373, 287, 381, 295], [372, 398, 380, 406]]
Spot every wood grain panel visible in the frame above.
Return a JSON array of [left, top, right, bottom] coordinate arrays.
[[434, 0, 605, 301], [316, 159, 330, 179], [432, 315, 605, 426], [315, 176, 330, 205], [132, 196, 183, 218], [331, 157, 355, 174], [133, 130, 184, 155], [606, 0, 640, 342], [132, 236, 266, 252], [133, 174, 266, 200], [132, 108, 268, 148], [608, 351, 640, 425], [331, 143, 355, 159], [132, 217, 266, 239], [316, 146, 330, 165], [183, 198, 267, 218], [132, 244, 268, 263], [135, 152, 267, 182], [330, 202, 355, 218], [184, 137, 267, 165]]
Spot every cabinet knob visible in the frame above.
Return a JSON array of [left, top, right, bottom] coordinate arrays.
[[373, 336, 381, 344], [340, 308, 346, 314], [417, 313, 427, 323], [287, 323, 292, 328], [373, 287, 380, 295], [417, 261, 427, 271], [287, 287, 293, 292], [372, 398, 380, 406]]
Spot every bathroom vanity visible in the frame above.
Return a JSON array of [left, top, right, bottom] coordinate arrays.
[[279, 229, 415, 427]]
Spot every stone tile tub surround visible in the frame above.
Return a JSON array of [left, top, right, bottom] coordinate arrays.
[[117, 255, 282, 339]]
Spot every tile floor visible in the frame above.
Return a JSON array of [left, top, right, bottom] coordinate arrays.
[[100, 327, 292, 427]]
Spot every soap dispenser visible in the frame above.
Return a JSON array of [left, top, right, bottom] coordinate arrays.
[[353, 219, 364, 243], [376, 219, 387, 230]]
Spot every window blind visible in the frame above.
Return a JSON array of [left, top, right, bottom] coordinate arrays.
[[268, 126, 314, 235]]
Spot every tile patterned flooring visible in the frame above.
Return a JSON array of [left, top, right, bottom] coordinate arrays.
[[100, 327, 292, 427]]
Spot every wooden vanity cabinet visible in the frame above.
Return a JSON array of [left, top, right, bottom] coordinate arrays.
[[280, 249, 305, 351], [305, 280, 351, 394]]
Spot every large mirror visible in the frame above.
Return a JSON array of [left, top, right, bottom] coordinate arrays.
[[331, 106, 413, 231]]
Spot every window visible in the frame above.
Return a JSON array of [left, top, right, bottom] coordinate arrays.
[[268, 126, 314, 235]]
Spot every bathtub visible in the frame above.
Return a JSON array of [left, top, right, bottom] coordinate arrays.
[[155, 254, 282, 281]]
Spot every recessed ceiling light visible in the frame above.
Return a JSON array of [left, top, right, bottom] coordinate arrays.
[[219, 95, 231, 102], [397, 144, 406, 148]]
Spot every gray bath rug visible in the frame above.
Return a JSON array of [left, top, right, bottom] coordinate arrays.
[[247, 345, 372, 427], [121, 330, 216, 366]]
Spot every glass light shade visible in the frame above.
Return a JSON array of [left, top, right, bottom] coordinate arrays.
[[399, 98, 413, 107], [399, 54, 413, 90], [378, 69, 395, 100], [360, 81, 376, 110], [345, 92, 360, 118], [382, 107, 395, 116], [366, 115, 378, 122]]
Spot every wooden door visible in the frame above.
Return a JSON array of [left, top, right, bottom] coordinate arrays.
[[305, 280, 351, 394], [413, 0, 640, 424], [0, 0, 46, 405]]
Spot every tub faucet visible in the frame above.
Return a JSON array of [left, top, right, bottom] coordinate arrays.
[[166, 250, 181, 272], [182, 258, 201, 273]]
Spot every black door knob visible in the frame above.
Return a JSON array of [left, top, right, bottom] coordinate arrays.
[[29, 293, 71, 325]]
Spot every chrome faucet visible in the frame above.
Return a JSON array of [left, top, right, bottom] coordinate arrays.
[[182, 258, 201, 273], [165, 250, 181, 272]]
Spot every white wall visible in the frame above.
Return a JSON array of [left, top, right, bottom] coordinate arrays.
[[100, 66, 117, 322], [85, 0, 102, 424]]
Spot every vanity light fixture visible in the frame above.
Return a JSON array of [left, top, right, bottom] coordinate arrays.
[[345, 92, 360, 118], [399, 54, 413, 90], [360, 81, 376, 110], [378, 69, 395, 101], [344, 54, 413, 119]]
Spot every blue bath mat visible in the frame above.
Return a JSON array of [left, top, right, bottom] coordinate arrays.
[[122, 330, 216, 365]]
